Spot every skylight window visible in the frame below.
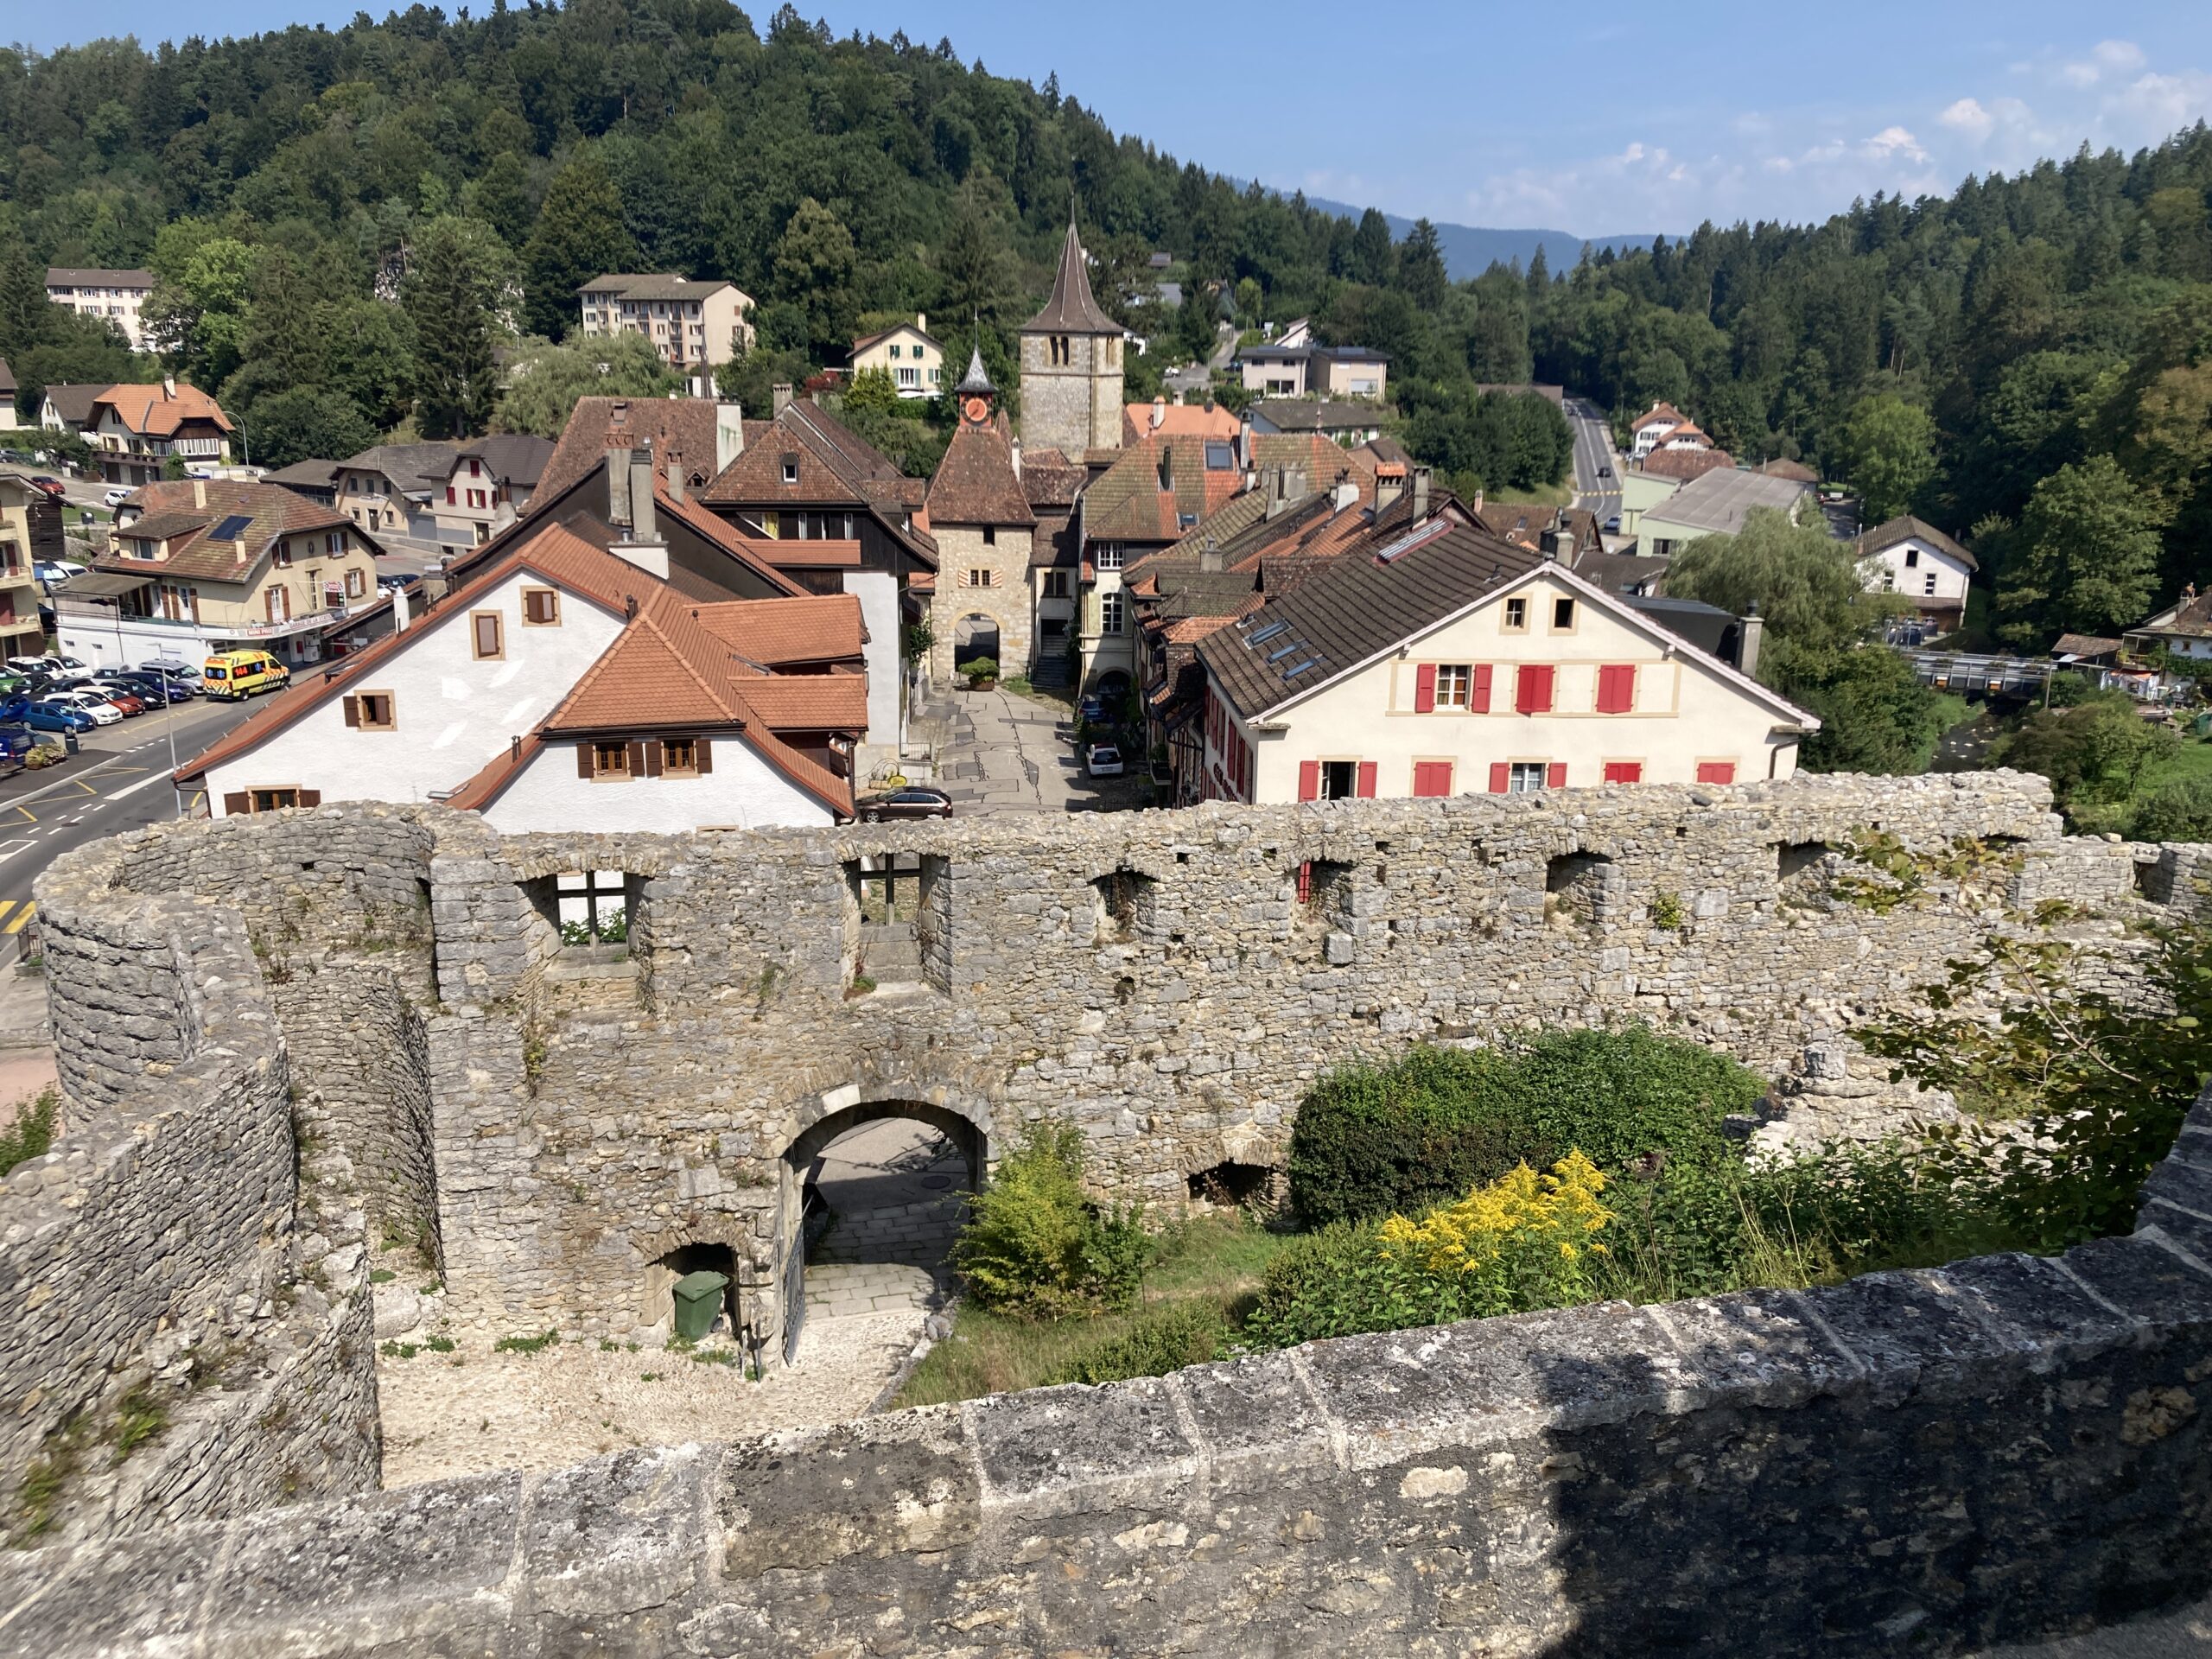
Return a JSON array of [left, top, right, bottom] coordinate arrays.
[[1266, 639, 1300, 662], [1247, 621, 1289, 646], [209, 514, 252, 541], [1282, 658, 1321, 677], [1205, 442, 1235, 470]]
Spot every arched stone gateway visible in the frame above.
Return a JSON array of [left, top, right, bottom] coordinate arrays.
[[952, 611, 1002, 670], [775, 1094, 988, 1363]]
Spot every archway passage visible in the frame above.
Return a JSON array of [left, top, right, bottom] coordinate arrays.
[[781, 1102, 983, 1363], [953, 612, 1001, 670]]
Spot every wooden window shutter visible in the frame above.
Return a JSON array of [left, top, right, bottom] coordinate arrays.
[[223, 791, 249, 816], [298, 789, 321, 807], [1471, 664, 1492, 713], [1604, 761, 1643, 785], [645, 741, 664, 778], [1355, 761, 1377, 798], [576, 743, 594, 779], [1546, 762, 1567, 790], [695, 738, 712, 773], [1297, 760, 1320, 802], [1488, 763, 1510, 794], [342, 695, 360, 728], [627, 741, 648, 779], [1414, 761, 1452, 798], [1413, 663, 1436, 713], [1697, 760, 1737, 785], [1516, 664, 1554, 715], [1597, 664, 1635, 715]]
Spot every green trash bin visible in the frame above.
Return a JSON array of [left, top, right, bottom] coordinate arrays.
[[671, 1269, 729, 1341]]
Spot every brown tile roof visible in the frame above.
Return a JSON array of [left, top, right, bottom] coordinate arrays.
[[1019, 448, 1085, 512], [1640, 448, 1737, 482], [1083, 435, 1242, 543], [2139, 593, 2212, 639], [46, 267, 153, 289], [1023, 221, 1120, 335], [734, 674, 868, 729], [925, 418, 1033, 526], [1856, 513, 1978, 573], [39, 385, 105, 426], [700, 399, 937, 563], [2053, 633, 2123, 658], [94, 381, 232, 438], [1474, 502, 1604, 561], [577, 273, 742, 303], [457, 435, 556, 488], [99, 479, 359, 584], [1122, 401, 1239, 443], [690, 594, 868, 665], [1249, 432, 1376, 494], [536, 397, 725, 504], [1634, 402, 1688, 429]]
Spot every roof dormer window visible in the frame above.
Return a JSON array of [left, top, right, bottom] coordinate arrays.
[[780, 454, 799, 486]]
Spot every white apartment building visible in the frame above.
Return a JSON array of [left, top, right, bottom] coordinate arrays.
[[45, 269, 156, 351], [576, 275, 756, 372]]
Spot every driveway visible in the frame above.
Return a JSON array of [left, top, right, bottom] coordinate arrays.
[[910, 685, 1153, 815]]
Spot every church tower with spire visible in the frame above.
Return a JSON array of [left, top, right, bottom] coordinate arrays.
[[1018, 218, 1125, 460]]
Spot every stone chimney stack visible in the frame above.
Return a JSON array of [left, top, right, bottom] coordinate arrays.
[[1411, 466, 1432, 524], [607, 448, 632, 527], [772, 383, 794, 418], [192, 480, 207, 509], [1238, 406, 1254, 472], [162, 372, 177, 399], [716, 402, 745, 474], [1332, 469, 1359, 512], [1737, 602, 1764, 680], [611, 447, 668, 581], [1010, 435, 1022, 479], [1151, 397, 1166, 431]]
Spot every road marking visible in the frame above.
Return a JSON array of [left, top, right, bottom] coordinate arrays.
[[7, 903, 35, 934], [105, 771, 175, 802], [71, 780, 96, 796], [11, 806, 31, 824], [0, 842, 30, 859], [0, 901, 15, 925]]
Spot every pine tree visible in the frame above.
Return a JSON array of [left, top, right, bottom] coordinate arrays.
[[1397, 219, 1448, 310], [521, 156, 637, 340], [407, 216, 507, 439]]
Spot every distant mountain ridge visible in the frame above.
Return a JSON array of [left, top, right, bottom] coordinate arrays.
[[1300, 196, 1670, 281]]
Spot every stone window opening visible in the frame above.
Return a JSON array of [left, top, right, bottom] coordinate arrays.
[[1545, 851, 1620, 930], [1093, 868, 1158, 944], [526, 869, 640, 953], [1187, 1160, 1279, 1211], [642, 1242, 746, 1347], [1777, 840, 1834, 891], [1296, 858, 1355, 916], [845, 854, 950, 995]]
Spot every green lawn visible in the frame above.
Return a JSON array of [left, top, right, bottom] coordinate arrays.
[[1484, 480, 1575, 509], [892, 1213, 1287, 1407]]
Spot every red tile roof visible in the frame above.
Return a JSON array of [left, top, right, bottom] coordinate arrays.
[[1122, 401, 1240, 444], [93, 381, 232, 439], [925, 416, 1034, 526], [1640, 448, 1737, 481], [101, 479, 362, 583], [690, 594, 868, 665]]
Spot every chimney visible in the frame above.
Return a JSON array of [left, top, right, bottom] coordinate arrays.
[[716, 401, 745, 473], [1151, 397, 1166, 431], [1010, 435, 1022, 479], [1238, 406, 1254, 471], [665, 451, 685, 503], [392, 583, 410, 633], [1332, 469, 1359, 512], [1411, 467, 1432, 524], [1737, 602, 1764, 681], [607, 447, 632, 527], [192, 479, 207, 509], [772, 383, 794, 417], [162, 372, 176, 399], [916, 312, 926, 334], [628, 449, 657, 545], [1199, 537, 1223, 574]]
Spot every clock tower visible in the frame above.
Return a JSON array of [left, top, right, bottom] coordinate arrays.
[[1018, 216, 1125, 460], [924, 343, 1037, 684]]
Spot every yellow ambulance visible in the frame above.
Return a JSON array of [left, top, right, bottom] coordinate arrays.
[[202, 649, 290, 701]]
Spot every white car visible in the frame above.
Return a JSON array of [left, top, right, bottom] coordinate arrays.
[[1085, 742, 1125, 779], [103, 486, 134, 508], [47, 690, 122, 726]]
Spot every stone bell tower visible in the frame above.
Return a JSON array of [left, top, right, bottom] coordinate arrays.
[[1017, 216, 1125, 460]]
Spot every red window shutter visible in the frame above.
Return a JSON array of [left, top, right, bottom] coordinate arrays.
[[1604, 761, 1643, 785], [1488, 763, 1510, 794], [1298, 760, 1320, 802], [1414, 663, 1437, 713], [577, 743, 594, 779], [447, 486, 456, 505], [694, 738, 712, 774], [1597, 664, 1635, 714], [222, 791, 249, 816], [1356, 761, 1377, 798], [1697, 760, 1737, 785], [1546, 762, 1567, 790], [342, 696, 360, 728], [1471, 664, 1492, 713], [297, 789, 321, 807], [1414, 761, 1452, 798], [1516, 664, 1555, 715]]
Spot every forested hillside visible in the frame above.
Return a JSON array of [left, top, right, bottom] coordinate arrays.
[[3, 3, 2212, 639]]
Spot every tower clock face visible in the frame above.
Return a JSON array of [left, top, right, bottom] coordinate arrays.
[[963, 397, 989, 424]]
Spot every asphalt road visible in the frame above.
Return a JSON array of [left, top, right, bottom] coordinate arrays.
[[0, 695, 261, 951], [1565, 396, 1623, 525]]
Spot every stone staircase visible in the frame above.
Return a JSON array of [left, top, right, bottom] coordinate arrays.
[[858, 921, 924, 988], [1027, 653, 1072, 690]]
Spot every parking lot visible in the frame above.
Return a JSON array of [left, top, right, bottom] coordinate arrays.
[[907, 683, 1154, 815]]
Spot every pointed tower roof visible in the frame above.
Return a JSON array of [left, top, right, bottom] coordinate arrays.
[[1023, 219, 1119, 335], [956, 343, 995, 397]]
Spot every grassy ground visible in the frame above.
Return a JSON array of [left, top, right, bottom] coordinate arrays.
[[892, 1213, 1287, 1407], [2069, 730, 2212, 835], [1483, 480, 1575, 509]]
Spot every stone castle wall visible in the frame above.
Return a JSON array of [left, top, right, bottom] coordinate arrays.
[[8, 1101, 2210, 1656], [3, 846, 383, 1543], [927, 521, 1035, 681]]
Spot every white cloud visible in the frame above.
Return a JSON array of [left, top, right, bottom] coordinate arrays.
[[1623, 141, 1644, 162], [1939, 97, 1993, 140], [2062, 38, 2148, 86], [1864, 125, 1929, 162], [2107, 69, 2212, 140]]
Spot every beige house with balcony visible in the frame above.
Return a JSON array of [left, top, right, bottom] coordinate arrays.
[[57, 479, 386, 673], [848, 316, 944, 399], [576, 275, 755, 372], [86, 378, 233, 488], [0, 474, 55, 661]]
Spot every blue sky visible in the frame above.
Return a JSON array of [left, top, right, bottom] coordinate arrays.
[[17, 1, 2212, 234]]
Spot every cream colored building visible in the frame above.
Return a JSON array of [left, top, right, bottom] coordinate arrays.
[[0, 474, 54, 661], [45, 268, 156, 350], [577, 275, 756, 372], [849, 316, 944, 399], [1196, 525, 1813, 804]]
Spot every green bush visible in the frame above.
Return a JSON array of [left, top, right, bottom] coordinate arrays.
[[1287, 1028, 1760, 1226], [1243, 1222, 1463, 1347], [2131, 775, 2212, 843], [957, 656, 999, 683], [1046, 1302, 1229, 1384], [0, 1090, 58, 1176], [951, 1122, 1147, 1318]]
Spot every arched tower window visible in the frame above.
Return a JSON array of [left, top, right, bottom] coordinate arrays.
[[1051, 335, 1070, 366]]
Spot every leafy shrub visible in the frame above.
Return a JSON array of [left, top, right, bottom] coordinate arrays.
[[493, 1329, 559, 1355], [1046, 1302, 1229, 1385], [2131, 775, 2212, 843], [957, 656, 999, 683], [1248, 1155, 1617, 1349], [0, 1089, 58, 1176], [951, 1122, 1147, 1318], [1287, 1029, 1758, 1225]]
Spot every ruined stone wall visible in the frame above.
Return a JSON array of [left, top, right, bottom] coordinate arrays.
[[9, 1098, 2209, 1657]]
